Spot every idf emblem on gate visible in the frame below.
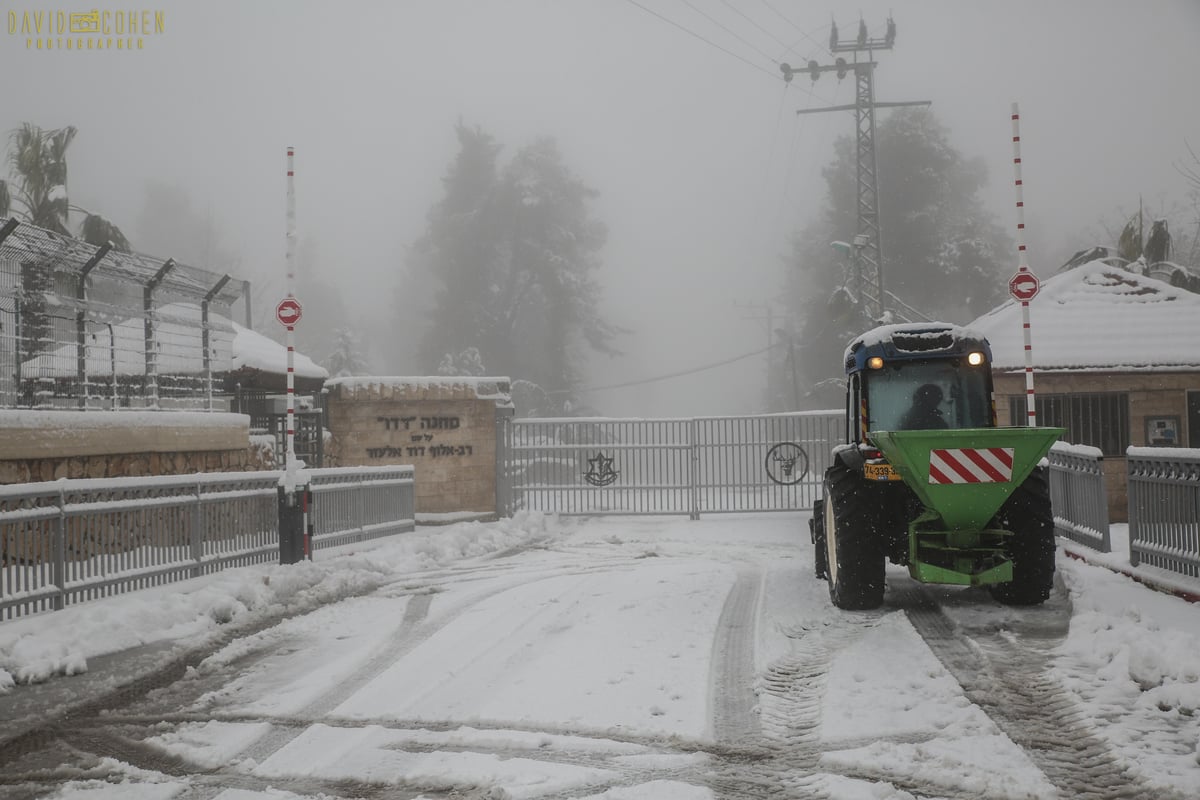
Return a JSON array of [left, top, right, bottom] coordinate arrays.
[[765, 442, 809, 486], [584, 452, 619, 487]]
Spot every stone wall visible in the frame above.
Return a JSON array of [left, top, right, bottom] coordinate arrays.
[[323, 377, 511, 516], [0, 448, 270, 484], [0, 410, 269, 485]]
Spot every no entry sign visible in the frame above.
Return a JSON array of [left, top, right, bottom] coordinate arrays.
[[276, 297, 303, 327], [1008, 270, 1040, 302]]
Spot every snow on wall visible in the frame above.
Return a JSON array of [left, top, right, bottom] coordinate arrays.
[[0, 409, 248, 430], [971, 261, 1200, 371], [325, 376, 511, 402]]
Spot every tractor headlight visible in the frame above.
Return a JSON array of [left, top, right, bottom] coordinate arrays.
[[867, 356, 884, 369], [967, 352, 985, 366]]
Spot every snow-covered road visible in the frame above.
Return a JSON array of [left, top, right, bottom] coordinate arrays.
[[1, 512, 1199, 799]]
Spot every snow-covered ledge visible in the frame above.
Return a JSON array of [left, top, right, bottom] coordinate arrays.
[[0, 410, 249, 460]]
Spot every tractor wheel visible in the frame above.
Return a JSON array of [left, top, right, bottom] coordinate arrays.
[[823, 464, 886, 610], [988, 466, 1056, 606], [811, 498, 828, 580]]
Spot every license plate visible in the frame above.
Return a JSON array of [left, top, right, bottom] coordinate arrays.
[[864, 463, 901, 481]]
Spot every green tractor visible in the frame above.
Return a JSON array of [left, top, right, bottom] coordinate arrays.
[[810, 323, 1064, 610]]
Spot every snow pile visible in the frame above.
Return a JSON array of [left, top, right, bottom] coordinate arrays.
[[0, 512, 557, 692], [971, 261, 1200, 371], [1056, 560, 1200, 788]]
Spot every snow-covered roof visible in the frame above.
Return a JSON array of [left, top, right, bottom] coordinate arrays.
[[19, 302, 234, 377], [232, 322, 327, 380], [16, 305, 327, 382], [970, 260, 1200, 372]]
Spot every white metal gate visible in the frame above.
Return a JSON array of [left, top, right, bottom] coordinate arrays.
[[499, 411, 844, 517]]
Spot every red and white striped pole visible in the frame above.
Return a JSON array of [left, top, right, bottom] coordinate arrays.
[[1011, 104, 1037, 426], [285, 146, 298, 485]]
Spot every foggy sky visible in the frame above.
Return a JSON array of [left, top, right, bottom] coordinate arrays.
[[3, 0, 1198, 417]]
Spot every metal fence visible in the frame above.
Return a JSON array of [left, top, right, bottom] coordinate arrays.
[[1047, 441, 1110, 552], [1127, 447, 1200, 579], [0, 466, 415, 621], [500, 411, 843, 517], [309, 466, 415, 548], [0, 217, 245, 410]]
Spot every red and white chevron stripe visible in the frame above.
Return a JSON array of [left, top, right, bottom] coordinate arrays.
[[928, 447, 1014, 484]]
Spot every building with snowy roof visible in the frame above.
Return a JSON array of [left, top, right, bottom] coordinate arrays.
[[970, 260, 1200, 520]]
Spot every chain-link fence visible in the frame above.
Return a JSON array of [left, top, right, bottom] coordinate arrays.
[[0, 217, 244, 410]]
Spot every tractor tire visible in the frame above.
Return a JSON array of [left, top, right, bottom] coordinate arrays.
[[988, 466, 1056, 606], [823, 464, 886, 610], [811, 498, 828, 580]]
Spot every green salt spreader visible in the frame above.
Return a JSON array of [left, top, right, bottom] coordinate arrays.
[[809, 323, 1064, 610]]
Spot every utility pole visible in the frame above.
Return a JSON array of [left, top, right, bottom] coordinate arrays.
[[781, 17, 929, 323], [736, 300, 776, 411]]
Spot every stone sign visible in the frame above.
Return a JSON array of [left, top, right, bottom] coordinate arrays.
[[323, 377, 512, 517]]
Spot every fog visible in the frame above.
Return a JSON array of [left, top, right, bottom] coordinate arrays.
[[3, 0, 1198, 417]]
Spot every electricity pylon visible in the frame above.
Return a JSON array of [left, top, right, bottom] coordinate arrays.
[[782, 17, 929, 323]]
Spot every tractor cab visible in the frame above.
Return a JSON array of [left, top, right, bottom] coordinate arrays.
[[843, 323, 996, 444]]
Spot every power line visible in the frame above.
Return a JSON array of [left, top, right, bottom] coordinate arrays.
[[622, 0, 783, 83], [679, 0, 778, 66], [565, 339, 787, 395], [721, 0, 792, 52], [758, 0, 806, 36]]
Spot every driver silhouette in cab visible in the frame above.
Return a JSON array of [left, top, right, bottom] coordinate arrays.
[[900, 383, 948, 430]]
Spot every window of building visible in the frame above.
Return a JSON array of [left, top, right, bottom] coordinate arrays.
[[1008, 392, 1130, 455]]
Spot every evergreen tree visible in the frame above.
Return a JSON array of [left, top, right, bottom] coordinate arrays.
[[134, 182, 237, 268], [437, 346, 485, 377], [324, 327, 369, 378], [487, 137, 618, 403], [780, 108, 1011, 409], [292, 237, 349, 367], [411, 124, 620, 415], [413, 122, 504, 373]]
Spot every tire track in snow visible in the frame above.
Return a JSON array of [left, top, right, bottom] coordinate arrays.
[[0, 554, 651, 798], [901, 586, 1188, 800], [709, 568, 763, 746], [176, 560, 647, 798], [234, 590, 436, 767]]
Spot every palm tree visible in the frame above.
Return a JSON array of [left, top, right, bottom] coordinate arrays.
[[5, 123, 132, 248], [4, 123, 133, 365], [79, 212, 132, 253], [8, 123, 75, 234]]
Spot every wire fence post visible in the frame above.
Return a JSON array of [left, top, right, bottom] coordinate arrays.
[[689, 418, 700, 520], [143, 258, 175, 409], [495, 405, 514, 517], [53, 484, 66, 611], [191, 479, 204, 578]]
